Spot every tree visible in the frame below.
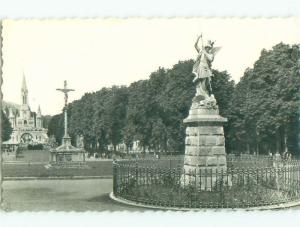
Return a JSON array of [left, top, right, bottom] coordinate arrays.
[[211, 70, 235, 152], [1, 111, 12, 141], [211, 70, 235, 116], [228, 43, 300, 155], [47, 59, 236, 154], [68, 93, 97, 149], [124, 80, 152, 151], [42, 115, 52, 128], [159, 60, 195, 152], [227, 69, 254, 153], [102, 86, 128, 151], [47, 113, 64, 144], [92, 88, 111, 151]]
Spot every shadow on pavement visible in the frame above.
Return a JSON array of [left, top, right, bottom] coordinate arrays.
[[87, 193, 152, 211]]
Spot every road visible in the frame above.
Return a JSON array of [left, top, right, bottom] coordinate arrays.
[[3, 179, 147, 211]]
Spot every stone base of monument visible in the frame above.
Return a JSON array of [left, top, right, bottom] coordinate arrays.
[[50, 136, 87, 168], [181, 96, 229, 190]]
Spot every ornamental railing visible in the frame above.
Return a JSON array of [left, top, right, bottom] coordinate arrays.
[[113, 155, 300, 208]]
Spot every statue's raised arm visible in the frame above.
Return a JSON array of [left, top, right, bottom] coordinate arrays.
[[194, 34, 202, 53]]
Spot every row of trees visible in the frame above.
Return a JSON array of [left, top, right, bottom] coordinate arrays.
[[48, 43, 300, 156], [227, 43, 300, 155], [48, 60, 234, 153]]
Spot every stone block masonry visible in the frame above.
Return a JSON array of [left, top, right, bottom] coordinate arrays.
[[181, 103, 228, 190]]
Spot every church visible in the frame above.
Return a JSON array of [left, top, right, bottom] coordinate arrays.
[[4, 75, 48, 145]]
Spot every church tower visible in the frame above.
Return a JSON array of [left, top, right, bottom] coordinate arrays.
[[19, 74, 31, 120], [36, 105, 43, 128], [5, 74, 49, 145]]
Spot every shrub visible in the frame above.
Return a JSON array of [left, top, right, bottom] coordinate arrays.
[[27, 144, 44, 150]]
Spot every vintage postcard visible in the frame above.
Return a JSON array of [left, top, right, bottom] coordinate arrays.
[[0, 18, 300, 212]]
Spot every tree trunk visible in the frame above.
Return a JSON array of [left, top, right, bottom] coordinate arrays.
[[246, 143, 250, 154], [284, 131, 288, 153]]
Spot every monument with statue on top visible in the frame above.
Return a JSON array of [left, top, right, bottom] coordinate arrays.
[[181, 34, 227, 188], [110, 34, 300, 209]]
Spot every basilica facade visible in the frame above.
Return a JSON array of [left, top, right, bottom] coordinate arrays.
[[4, 76, 48, 145]]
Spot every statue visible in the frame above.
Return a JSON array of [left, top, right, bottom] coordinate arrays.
[[77, 135, 84, 148], [182, 35, 227, 189], [192, 34, 220, 107]]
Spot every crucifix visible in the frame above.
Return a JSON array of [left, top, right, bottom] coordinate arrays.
[[56, 80, 75, 107], [56, 80, 74, 138]]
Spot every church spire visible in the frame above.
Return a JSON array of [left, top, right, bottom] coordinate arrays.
[[21, 73, 28, 105], [36, 105, 43, 128], [22, 73, 28, 92], [37, 105, 42, 117]]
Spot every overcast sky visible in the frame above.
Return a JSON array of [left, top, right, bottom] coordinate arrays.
[[2, 18, 300, 115]]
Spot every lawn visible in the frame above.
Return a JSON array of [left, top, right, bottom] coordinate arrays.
[[3, 149, 113, 178], [3, 161, 113, 178], [4, 150, 182, 178], [14, 150, 50, 163]]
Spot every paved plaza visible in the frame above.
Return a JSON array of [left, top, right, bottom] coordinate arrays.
[[3, 179, 147, 211]]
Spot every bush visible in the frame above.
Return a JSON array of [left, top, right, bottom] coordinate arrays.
[[27, 144, 44, 150]]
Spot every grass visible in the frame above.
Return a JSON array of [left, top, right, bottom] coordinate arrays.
[[3, 149, 113, 178], [14, 150, 50, 162], [5, 150, 182, 178], [117, 173, 297, 208], [119, 183, 292, 208], [3, 161, 113, 178]]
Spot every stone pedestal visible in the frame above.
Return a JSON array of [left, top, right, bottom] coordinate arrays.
[[181, 96, 227, 190], [50, 135, 86, 168]]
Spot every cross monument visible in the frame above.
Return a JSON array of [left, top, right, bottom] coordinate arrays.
[[56, 80, 74, 140]]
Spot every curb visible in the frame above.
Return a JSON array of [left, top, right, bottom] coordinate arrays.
[[3, 162, 48, 165], [4, 176, 113, 181], [3, 160, 113, 165], [109, 192, 300, 211]]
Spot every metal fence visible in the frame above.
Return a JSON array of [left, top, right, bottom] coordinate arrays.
[[113, 155, 300, 208]]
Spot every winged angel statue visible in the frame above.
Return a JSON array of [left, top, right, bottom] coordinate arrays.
[[192, 34, 221, 104]]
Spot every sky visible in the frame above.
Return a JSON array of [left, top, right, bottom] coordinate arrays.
[[2, 18, 300, 115]]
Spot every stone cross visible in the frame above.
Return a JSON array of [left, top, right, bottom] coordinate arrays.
[[56, 80, 75, 107], [56, 80, 74, 138]]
